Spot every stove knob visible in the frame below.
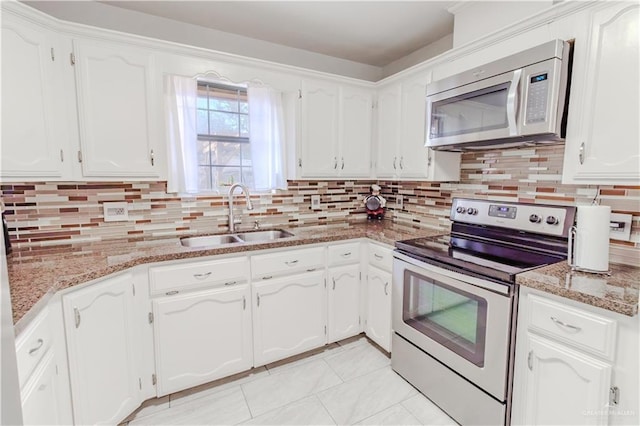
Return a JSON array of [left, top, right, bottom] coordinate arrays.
[[546, 216, 559, 225], [467, 208, 477, 215], [529, 214, 541, 223], [456, 206, 466, 214]]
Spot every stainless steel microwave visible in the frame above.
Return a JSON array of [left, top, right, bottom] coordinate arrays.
[[425, 39, 571, 151]]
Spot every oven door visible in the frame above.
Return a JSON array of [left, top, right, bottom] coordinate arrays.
[[392, 252, 513, 401]]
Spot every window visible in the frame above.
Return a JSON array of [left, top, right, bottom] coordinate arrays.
[[196, 82, 253, 190]]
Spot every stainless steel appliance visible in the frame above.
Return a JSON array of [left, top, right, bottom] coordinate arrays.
[[426, 39, 571, 151], [391, 198, 576, 425]]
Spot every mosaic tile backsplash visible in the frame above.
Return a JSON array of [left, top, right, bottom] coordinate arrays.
[[2, 145, 639, 264]]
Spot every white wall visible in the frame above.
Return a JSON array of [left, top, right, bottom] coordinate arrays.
[[381, 34, 453, 78], [450, 1, 555, 48]]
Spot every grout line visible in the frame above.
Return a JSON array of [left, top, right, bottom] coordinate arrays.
[[238, 382, 255, 419]]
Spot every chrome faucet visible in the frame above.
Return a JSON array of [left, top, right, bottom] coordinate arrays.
[[228, 183, 253, 233]]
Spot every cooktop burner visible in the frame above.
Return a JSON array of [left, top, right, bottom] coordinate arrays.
[[395, 198, 576, 284]]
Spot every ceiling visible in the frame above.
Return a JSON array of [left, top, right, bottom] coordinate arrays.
[[99, 1, 456, 67]]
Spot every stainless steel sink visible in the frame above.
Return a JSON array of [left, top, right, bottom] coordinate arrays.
[[180, 234, 242, 248], [236, 229, 294, 242]]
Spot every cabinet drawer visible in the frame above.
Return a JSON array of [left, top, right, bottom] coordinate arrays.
[[328, 242, 361, 266], [528, 294, 617, 360], [251, 246, 325, 279], [149, 256, 249, 295], [368, 243, 393, 272], [15, 307, 52, 388]]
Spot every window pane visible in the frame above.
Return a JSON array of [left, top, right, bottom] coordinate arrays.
[[210, 97, 238, 113], [197, 110, 209, 134], [213, 167, 241, 187], [241, 167, 254, 188], [212, 142, 241, 166], [198, 166, 212, 191], [240, 115, 250, 137], [240, 102, 249, 114], [197, 96, 208, 110], [197, 140, 211, 165], [209, 111, 239, 137], [241, 143, 252, 167]]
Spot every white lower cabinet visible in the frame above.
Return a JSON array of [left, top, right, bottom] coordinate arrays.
[[365, 265, 392, 352], [20, 351, 63, 425], [327, 264, 361, 343], [515, 333, 612, 426], [152, 285, 253, 396], [62, 272, 141, 425], [252, 270, 327, 366]]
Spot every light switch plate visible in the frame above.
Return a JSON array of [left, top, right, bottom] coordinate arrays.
[[609, 213, 632, 241], [103, 202, 129, 222], [311, 195, 321, 210]]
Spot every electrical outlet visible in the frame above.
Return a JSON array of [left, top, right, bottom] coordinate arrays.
[[397, 195, 403, 210], [311, 195, 321, 210], [609, 213, 632, 241], [103, 202, 129, 222]]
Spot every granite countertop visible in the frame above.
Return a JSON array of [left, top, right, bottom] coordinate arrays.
[[7, 220, 442, 328], [516, 262, 640, 317]]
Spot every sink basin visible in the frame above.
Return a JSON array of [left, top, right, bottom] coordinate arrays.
[[180, 234, 242, 248], [236, 229, 294, 242]]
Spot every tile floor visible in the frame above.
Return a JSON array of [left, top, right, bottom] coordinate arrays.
[[122, 336, 457, 425]]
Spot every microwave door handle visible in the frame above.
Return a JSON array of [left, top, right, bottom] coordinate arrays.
[[506, 69, 522, 136]]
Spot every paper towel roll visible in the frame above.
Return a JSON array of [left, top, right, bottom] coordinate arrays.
[[574, 205, 610, 272]]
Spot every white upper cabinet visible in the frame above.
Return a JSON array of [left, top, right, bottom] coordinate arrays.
[[1, 13, 70, 179], [298, 78, 373, 179], [339, 86, 373, 177], [562, 2, 640, 184], [375, 77, 460, 181], [73, 39, 159, 177]]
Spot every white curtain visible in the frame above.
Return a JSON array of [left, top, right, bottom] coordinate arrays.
[[248, 86, 286, 191], [165, 75, 199, 194]]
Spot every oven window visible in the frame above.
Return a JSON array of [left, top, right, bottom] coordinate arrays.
[[403, 270, 487, 367]]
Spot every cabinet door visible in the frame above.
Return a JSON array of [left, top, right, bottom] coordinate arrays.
[[252, 271, 327, 366], [562, 3, 640, 184], [152, 285, 253, 396], [299, 79, 339, 177], [339, 86, 373, 177], [366, 266, 392, 352], [514, 333, 611, 426], [400, 74, 461, 181], [375, 84, 402, 178], [63, 273, 140, 425], [73, 39, 158, 177], [1, 15, 68, 179], [21, 351, 61, 425], [328, 264, 361, 343]]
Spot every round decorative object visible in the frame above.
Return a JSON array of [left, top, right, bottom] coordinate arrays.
[[365, 196, 382, 211]]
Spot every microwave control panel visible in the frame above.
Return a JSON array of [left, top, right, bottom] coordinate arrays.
[[525, 73, 549, 124]]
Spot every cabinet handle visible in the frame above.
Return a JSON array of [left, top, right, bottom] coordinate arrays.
[[384, 282, 389, 296], [243, 296, 246, 310], [306, 268, 316, 272], [285, 260, 299, 266], [257, 294, 260, 307], [341, 252, 352, 257], [298, 158, 302, 168], [393, 157, 397, 170], [374, 253, 383, 260], [262, 275, 272, 280], [193, 272, 212, 280], [427, 154, 432, 167], [341, 157, 344, 170], [74, 307, 81, 328], [28, 338, 44, 355], [399, 156, 404, 169], [150, 149, 155, 166], [166, 290, 179, 296], [609, 386, 620, 406], [579, 142, 585, 165], [527, 350, 533, 371], [550, 316, 581, 332], [332, 278, 336, 290], [60, 149, 64, 162], [224, 281, 237, 286], [334, 157, 338, 169]]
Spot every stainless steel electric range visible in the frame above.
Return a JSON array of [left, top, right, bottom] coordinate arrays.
[[391, 198, 576, 426]]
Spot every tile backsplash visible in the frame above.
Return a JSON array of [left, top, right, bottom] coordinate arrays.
[[2, 145, 638, 263]]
